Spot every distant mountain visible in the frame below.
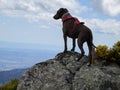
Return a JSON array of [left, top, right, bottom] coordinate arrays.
[[0, 68, 28, 85]]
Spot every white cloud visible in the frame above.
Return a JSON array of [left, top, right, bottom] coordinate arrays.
[[0, 0, 88, 22], [84, 18, 120, 35], [0, 0, 120, 35], [40, 25, 50, 29], [91, 0, 120, 17]]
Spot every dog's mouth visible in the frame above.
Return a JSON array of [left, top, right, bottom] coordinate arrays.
[[53, 15, 59, 20]]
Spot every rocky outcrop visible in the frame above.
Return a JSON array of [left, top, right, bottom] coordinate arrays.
[[17, 51, 120, 90]]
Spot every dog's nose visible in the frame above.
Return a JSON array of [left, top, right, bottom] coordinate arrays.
[[53, 15, 55, 19], [53, 15, 58, 20]]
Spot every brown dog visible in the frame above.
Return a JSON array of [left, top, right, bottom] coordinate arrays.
[[53, 8, 95, 66]]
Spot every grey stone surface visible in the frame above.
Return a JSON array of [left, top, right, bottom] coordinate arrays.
[[17, 51, 120, 90]]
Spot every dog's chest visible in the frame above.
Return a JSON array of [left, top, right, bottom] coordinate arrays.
[[63, 20, 79, 38]]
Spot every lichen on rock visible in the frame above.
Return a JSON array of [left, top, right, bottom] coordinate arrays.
[[17, 51, 120, 90]]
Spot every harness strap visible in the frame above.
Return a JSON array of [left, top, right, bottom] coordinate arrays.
[[62, 14, 80, 33], [71, 18, 80, 33], [62, 15, 73, 22]]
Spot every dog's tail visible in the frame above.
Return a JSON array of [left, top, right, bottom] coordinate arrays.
[[92, 43, 96, 48]]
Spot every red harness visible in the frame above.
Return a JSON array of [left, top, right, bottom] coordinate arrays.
[[62, 14, 80, 33]]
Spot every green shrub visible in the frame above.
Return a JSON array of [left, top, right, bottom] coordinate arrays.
[[95, 41, 120, 62], [95, 45, 110, 60], [0, 79, 19, 90], [110, 41, 120, 61]]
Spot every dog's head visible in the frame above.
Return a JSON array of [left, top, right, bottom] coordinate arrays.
[[53, 8, 68, 20]]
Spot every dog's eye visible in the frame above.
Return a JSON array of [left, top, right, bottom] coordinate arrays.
[[57, 8, 64, 14], [58, 10, 62, 14]]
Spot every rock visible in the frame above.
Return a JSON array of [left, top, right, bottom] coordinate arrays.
[[17, 51, 120, 90]]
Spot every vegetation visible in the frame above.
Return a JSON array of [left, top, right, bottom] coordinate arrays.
[[0, 79, 18, 90], [95, 41, 120, 63]]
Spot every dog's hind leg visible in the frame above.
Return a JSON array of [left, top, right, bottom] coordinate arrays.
[[87, 41, 93, 66], [77, 38, 85, 61], [71, 38, 76, 51]]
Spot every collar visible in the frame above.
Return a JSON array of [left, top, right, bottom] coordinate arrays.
[[62, 12, 69, 18], [62, 13, 73, 22]]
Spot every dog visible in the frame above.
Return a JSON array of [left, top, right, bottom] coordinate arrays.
[[53, 8, 95, 66]]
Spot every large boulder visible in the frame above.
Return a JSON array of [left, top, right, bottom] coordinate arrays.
[[17, 52, 120, 90]]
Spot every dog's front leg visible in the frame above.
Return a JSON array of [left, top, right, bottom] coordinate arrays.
[[71, 38, 76, 51], [63, 34, 67, 53]]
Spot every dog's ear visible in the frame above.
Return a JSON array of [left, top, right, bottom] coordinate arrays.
[[64, 8, 68, 12], [64, 8, 67, 10]]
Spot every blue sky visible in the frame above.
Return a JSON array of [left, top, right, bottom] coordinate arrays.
[[0, 0, 120, 50]]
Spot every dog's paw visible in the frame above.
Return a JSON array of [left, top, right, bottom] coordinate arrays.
[[87, 63, 91, 67], [70, 48, 75, 52], [63, 49, 67, 53], [63, 50, 67, 53]]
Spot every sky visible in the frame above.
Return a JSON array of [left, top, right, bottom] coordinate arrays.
[[0, 0, 120, 50]]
